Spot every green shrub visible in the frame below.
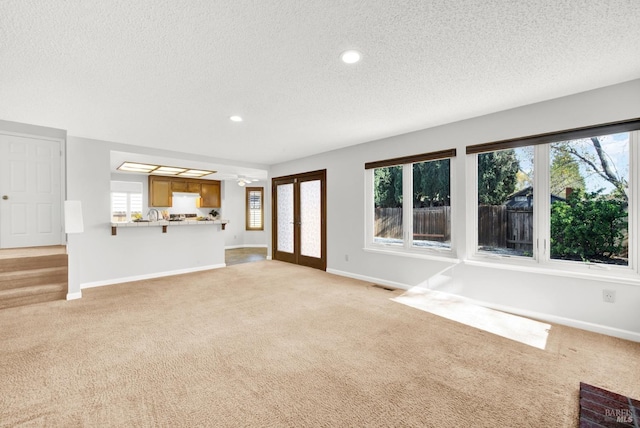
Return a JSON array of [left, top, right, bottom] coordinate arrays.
[[550, 189, 627, 261]]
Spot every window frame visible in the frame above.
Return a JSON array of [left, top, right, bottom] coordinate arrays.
[[110, 180, 143, 223], [246, 187, 264, 231], [466, 119, 640, 281], [364, 149, 457, 260]]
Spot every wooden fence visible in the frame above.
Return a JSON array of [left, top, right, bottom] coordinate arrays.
[[374, 208, 404, 240], [477, 205, 533, 252], [375, 207, 451, 242], [376, 205, 533, 251]]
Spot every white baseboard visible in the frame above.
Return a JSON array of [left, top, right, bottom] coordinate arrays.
[[266, 256, 272, 260], [225, 244, 268, 249], [327, 268, 410, 290], [471, 299, 640, 343], [66, 291, 82, 300], [80, 264, 226, 290], [326, 268, 640, 343]]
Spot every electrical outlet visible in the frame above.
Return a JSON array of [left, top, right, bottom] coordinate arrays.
[[602, 289, 616, 303], [345, 254, 349, 262]]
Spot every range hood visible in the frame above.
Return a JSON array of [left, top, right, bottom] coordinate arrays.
[[172, 191, 201, 197]]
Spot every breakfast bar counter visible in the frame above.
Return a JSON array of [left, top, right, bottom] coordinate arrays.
[[110, 219, 229, 235]]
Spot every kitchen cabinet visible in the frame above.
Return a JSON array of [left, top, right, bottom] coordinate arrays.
[[149, 176, 220, 208], [149, 177, 172, 207], [187, 182, 201, 193], [171, 181, 187, 192], [200, 182, 221, 208], [171, 181, 201, 193]]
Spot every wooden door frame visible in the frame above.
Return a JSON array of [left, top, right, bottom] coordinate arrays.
[[272, 176, 297, 265], [272, 169, 327, 271]]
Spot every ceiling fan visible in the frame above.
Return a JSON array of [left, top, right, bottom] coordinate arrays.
[[236, 176, 260, 187]]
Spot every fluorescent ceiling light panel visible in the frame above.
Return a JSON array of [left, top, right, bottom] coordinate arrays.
[[118, 166, 155, 173], [154, 166, 188, 175], [151, 171, 180, 176], [178, 170, 215, 177], [117, 162, 215, 178], [180, 169, 214, 177], [117, 162, 158, 172], [229, 115, 243, 122]]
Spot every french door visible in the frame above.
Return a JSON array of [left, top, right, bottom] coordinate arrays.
[[272, 169, 326, 270]]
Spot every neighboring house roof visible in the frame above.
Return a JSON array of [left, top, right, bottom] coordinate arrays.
[[504, 186, 565, 208]]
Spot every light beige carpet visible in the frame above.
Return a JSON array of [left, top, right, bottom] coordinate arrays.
[[0, 260, 638, 427]]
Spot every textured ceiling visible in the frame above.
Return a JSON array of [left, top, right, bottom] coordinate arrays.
[[1, 1, 639, 166]]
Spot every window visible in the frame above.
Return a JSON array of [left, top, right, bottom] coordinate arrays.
[[548, 136, 629, 266], [373, 165, 403, 246], [366, 149, 456, 255], [111, 181, 143, 222], [246, 187, 264, 230], [477, 146, 534, 257], [468, 118, 640, 277], [412, 159, 451, 249]]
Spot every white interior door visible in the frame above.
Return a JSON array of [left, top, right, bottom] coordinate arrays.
[[0, 133, 62, 249]]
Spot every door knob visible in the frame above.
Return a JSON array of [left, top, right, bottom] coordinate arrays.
[[1, 195, 7, 200]]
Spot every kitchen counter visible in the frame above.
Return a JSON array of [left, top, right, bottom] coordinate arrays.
[[110, 219, 229, 235]]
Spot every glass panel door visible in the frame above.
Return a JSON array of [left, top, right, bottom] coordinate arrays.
[[272, 170, 326, 270], [300, 180, 321, 258], [276, 183, 294, 254]]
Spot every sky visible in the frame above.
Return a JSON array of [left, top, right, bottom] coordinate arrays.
[[513, 132, 629, 195]]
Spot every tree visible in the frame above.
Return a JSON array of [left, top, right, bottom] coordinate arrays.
[[413, 159, 450, 207], [374, 165, 402, 208], [477, 149, 520, 205], [554, 137, 628, 200], [550, 188, 627, 262], [550, 146, 585, 197]]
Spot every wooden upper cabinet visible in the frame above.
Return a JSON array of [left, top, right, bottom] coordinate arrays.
[[149, 176, 220, 208], [187, 182, 201, 193], [171, 180, 201, 193], [171, 181, 187, 192], [149, 176, 172, 207], [200, 181, 221, 208]]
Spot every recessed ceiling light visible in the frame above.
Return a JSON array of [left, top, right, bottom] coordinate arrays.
[[340, 50, 361, 64], [230, 115, 243, 122]]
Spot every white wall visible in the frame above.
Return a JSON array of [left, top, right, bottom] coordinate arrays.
[[269, 78, 640, 340], [66, 136, 229, 297], [0, 119, 66, 141], [222, 179, 267, 248], [3, 80, 639, 339]]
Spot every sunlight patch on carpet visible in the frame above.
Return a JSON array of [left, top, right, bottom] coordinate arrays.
[[392, 288, 550, 350]]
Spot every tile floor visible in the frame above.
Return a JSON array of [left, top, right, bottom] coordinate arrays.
[[225, 247, 268, 266]]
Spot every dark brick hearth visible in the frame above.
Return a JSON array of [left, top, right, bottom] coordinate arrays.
[[580, 382, 639, 427]]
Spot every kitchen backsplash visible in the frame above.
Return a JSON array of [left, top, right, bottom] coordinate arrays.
[[169, 194, 199, 214], [165, 194, 220, 218]]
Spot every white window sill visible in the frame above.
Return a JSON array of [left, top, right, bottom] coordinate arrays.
[[464, 256, 640, 286], [363, 246, 460, 264]]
